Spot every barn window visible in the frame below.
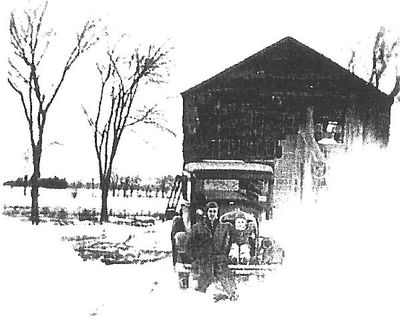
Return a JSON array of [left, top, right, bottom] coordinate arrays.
[[326, 121, 339, 133], [315, 120, 343, 143]]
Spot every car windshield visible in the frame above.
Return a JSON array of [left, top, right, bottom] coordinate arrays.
[[193, 177, 269, 203]]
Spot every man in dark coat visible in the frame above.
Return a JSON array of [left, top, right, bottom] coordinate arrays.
[[186, 201, 237, 299]]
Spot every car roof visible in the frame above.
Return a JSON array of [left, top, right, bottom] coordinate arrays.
[[184, 160, 273, 174]]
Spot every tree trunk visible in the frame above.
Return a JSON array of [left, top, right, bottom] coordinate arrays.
[[31, 182, 39, 224], [30, 152, 41, 225], [24, 175, 28, 196], [100, 180, 109, 223]]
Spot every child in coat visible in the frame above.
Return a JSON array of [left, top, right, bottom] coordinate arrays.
[[229, 212, 256, 264]]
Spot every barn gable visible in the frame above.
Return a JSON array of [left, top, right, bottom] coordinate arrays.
[[182, 37, 389, 101]]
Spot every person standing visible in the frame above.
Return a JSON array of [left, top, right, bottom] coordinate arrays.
[[171, 202, 191, 266], [186, 201, 237, 300]]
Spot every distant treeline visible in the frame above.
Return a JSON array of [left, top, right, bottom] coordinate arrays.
[[3, 174, 176, 197], [101, 174, 175, 198], [3, 176, 68, 189]]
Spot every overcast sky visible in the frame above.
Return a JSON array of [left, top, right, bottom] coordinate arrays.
[[1, 0, 400, 183]]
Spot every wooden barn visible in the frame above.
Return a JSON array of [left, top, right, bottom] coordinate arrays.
[[181, 37, 393, 206]]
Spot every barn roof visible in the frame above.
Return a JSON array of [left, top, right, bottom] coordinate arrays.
[[181, 36, 390, 101]]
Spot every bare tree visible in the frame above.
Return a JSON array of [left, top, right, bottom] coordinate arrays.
[[130, 175, 142, 196], [156, 175, 175, 198], [110, 172, 118, 197], [7, 1, 103, 224], [83, 41, 172, 223], [350, 26, 400, 98], [369, 27, 400, 96]]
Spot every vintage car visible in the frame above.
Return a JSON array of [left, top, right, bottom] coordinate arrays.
[[167, 160, 284, 288]]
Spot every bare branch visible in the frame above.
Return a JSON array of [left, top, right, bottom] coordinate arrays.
[[37, 28, 54, 66], [367, 27, 399, 89], [125, 105, 157, 127], [389, 66, 400, 98], [369, 27, 385, 86], [81, 104, 94, 127], [8, 78, 30, 124], [128, 129, 156, 150], [8, 58, 29, 83], [348, 50, 355, 73], [142, 119, 176, 137], [45, 18, 103, 112], [33, 2, 49, 52], [10, 12, 30, 66]]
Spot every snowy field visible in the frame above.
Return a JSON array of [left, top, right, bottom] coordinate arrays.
[[1, 187, 167, 214], [1, 147, 400, 319]]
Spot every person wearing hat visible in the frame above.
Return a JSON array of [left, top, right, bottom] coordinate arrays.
[[185, 201, 237, 300]]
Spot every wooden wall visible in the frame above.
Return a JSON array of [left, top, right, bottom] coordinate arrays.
[[181, 38, 392, 206]]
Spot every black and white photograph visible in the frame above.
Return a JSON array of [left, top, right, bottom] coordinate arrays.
[[0, 0, 399, 319]]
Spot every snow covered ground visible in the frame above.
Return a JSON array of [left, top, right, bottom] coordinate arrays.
[[0, 216, 177, 320], [1, 187, 167, 213], [0, 215, 271, 320], [1, 148, 400, 319]]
